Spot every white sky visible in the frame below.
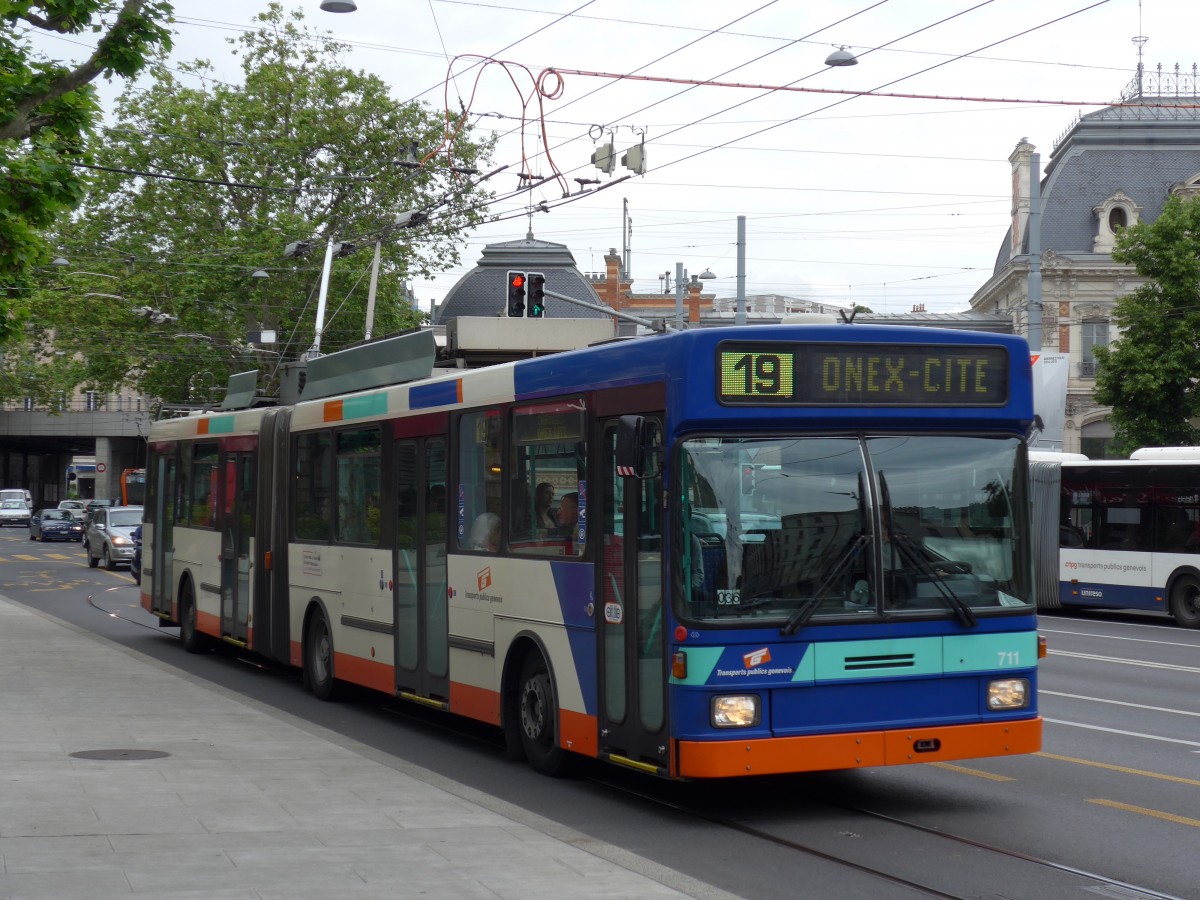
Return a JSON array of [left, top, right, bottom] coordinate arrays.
[[26, 0, 1200, 315]]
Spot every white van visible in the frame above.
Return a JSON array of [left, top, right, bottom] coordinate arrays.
[[0, 488, 31, 507]]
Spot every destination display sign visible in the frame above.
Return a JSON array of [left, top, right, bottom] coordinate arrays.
[[716, 342, 1009, 406]]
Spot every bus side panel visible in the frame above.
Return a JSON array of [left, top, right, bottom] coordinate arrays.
[[173, 530, 222, 637], [288, 544, 396, 694], [1060, 548, 1165, 611], [447, 554, 598, 753]]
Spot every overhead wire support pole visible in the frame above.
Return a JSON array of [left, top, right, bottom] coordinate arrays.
[[365, 239, 382, 341], [542, 288, 677, 332], [307, 237, 336, 360]]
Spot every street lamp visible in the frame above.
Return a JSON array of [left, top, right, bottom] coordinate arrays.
[[825, 46, 858, 67], [320, 0, 357, 11]]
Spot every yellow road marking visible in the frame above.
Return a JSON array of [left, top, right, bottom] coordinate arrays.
[[45, 553, 74, 560], [930, 762, 1015, 781], [1088, 799, 1200, 828], [1037, 751, 1200, 787], [11, 554, 40, 561]]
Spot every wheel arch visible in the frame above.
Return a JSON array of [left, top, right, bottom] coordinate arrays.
[[500, 630, 560, 734], [300, 595, 335, 678]]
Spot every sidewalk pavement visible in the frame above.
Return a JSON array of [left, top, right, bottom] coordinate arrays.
[[0, 595, 737, 900]]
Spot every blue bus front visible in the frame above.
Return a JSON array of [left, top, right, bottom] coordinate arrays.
[[659, 328, 1042, 777]]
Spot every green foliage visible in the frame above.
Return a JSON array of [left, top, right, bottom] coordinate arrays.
[[0, 1, 173, 343], [21, 2, 494, 406], [1093, 195, 1200, 454]]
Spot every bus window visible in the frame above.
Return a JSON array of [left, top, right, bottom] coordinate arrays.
[[294, 432, 333, 542], [509, 400, 586, 557], [456, 410, 502, 551]]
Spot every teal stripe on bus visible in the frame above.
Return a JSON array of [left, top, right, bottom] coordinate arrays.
[[943, 632, 1037, 672], [342, 393, 388, 419], [205, 416, 236, 434], [814, 637, 943, 680]]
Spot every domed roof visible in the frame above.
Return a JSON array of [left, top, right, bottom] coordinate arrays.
[[994, 95, 1200, 274], [433, 232, 612, 323]]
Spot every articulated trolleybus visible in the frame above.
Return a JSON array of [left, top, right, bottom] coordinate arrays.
[[1054, 449, 1200, 627], [142, 322, 1041, 779]]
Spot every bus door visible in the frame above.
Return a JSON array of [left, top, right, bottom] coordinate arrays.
[[597, 417, 668, 772], [394, 436, 449, 701], [218, 450, 255, 644], [149, 453, 176, 619]]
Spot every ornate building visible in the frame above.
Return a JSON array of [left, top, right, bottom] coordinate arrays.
[[971, 64, 1200, 457]]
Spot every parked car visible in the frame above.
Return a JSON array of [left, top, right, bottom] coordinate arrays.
[[130, 525, 142, 585], [56, 499, 88, 521], [30, 508, 85, 541], [0, 499, 32, 527], [84, 505, 143, 570]]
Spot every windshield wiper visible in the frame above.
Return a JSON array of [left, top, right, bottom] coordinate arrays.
[[878, 472, 976, 628], [891, 533, 977, 628], [781, 531, 869, 636]]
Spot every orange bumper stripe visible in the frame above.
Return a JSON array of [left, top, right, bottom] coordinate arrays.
[[677, 717, 1042, 779], [451, 682, 501, 725]]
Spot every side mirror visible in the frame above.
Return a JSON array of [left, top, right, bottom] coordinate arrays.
[[615, 415, 662, 479]]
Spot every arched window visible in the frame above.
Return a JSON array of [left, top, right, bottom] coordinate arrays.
[[1093, 192, 1140, 253]]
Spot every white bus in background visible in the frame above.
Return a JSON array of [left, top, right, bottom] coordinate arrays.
[[1050, 450, 1200, 628], [1129, 447, 1200, 460]]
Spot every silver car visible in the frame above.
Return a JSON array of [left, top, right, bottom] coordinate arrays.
[[0, 499, 31, 527], [85, 506, 144, 570]]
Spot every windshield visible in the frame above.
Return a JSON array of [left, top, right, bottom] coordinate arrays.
[[675, 435, 1031, 624], [109, 509, 143, 527]]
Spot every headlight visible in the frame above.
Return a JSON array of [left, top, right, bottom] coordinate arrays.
[[112, 535, 131, 546], [987, 678, 1030, 710], [711, 694, 760, 728]]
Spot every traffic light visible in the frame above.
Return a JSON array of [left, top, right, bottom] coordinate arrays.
[[741, 466, 755, 494], [527, 272, 545, 318], [506, 271, 526, 317]]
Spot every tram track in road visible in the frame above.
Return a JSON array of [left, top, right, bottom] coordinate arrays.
[[585, 770, 1187, 900]]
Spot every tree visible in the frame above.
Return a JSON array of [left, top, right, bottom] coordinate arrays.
[[1093, 195, 1200, 453], [0, 0, 173, 343], [15, 3, 494, 406]]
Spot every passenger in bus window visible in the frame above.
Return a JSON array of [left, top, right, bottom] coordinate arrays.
[[557, 492, 579, 534], [534, 482, 558, 531], [470, 512, 500, 552]]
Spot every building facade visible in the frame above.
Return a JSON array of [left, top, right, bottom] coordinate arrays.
[[970, 65, 1200, 457]]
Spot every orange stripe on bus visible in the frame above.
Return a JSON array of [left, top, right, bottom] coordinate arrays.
[[456, 379, 463, 403], [197, 419, 210, 435], [324, 399, 344, 422], [677, 717, 1042, 779], [332, 651, 393, 694], [450, 682, 501, 725], [559, 709, 597, 758], [197, 608, 221, 635]]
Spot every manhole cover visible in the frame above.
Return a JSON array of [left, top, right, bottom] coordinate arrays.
[[69, 749, 170, 760]]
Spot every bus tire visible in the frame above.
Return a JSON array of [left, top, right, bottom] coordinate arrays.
[[1169, 575, 1200, 629], [179, 580, 205, 653], [305, 609, 338, 701], [517, 652, 572, 776]]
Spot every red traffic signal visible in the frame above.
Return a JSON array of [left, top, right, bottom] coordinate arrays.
[[507, 270, 526, 317]]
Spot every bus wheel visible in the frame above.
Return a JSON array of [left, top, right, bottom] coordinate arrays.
[[179, 581, 204, 653], [305, 610, 338, 701], [1169, 575, 1200, 629], [517, 653, 572, 776]]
